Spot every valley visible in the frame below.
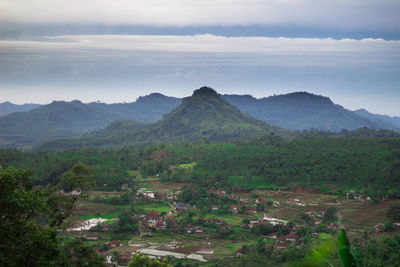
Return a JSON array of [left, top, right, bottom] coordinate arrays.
[[61, 176, 400, 266]]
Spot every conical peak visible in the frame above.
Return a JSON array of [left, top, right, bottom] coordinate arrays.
[[192, 87, 219, 97]]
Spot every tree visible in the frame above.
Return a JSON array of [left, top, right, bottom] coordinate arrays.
[[128, 253, 172, 267], [0, 165, 104, 267], [257, 238, 266, 254], [324, 207, 338, 221]]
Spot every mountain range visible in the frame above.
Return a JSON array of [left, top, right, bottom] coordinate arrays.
[[0, 101, 41, 116], [222, 92, 397, 132], [35, 87, 287, 151], [0, 94, 180, 147], [1, 88, 399, 148]]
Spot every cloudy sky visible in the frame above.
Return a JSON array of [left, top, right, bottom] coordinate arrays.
[[1, 0, 400, 115]]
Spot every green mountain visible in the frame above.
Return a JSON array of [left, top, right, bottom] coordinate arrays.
[[36, 87, 288, 151], [222, 92, 396, 132], [0, 94, 180, 147], [0, 101, 41, 116]]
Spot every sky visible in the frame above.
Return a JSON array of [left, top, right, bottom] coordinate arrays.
[[1, 0, 400, 115]]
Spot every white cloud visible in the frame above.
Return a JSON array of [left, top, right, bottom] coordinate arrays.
[[2, 34, 399, 58], [1, 0, 399, 31]]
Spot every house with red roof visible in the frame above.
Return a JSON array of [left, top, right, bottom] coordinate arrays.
[[108, 240, 121, 248], [155, 220, 167, 231], [247, 206, 257, 214], [140, 229, 153, 237], [144, 209, 160, 228]]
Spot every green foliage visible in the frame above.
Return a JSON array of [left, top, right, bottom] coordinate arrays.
[[338, 229, 357, 267], [324, 207, 338, 222], [0, 165, 104, 266], [128, 253, 172, 267]]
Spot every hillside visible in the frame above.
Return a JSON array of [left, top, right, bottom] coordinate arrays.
[[36, 87, 288, 151], [0, 94, 180, 147], [0, 101, 41, 116], [222, 92, 395, 132], [2, 90, 398, 148], [355, 109, 400, 129]]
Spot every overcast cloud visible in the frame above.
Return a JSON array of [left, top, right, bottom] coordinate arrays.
[[1, 0, 400, 31], [1, 1, 399, 115], [1, 34, 399, 115]]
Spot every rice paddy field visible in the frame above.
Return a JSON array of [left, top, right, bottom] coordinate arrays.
[[62, 181, 400, 265]]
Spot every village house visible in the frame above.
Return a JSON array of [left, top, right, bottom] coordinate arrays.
[[231, 206, 239, 214], [61, 188, 82, 196], [175, 203, 190, 213], [311, 232, 319, 238], [108, 240, 122, 248], [84, 233, 99, 241], [120, 184, 129, 190], [247, 206, 257, 214], [144, 191, 155, 199], [374, 223, 385, 232], [186, 225, 194, 234], [185, 225, 203, 234], [140, 229, 153, 237], [194, 226, 204, 233], [214, 218, 224, 225], [210, 190, 226, 197], [313, 218, 322, 225], [155, 220, 167, 231], [166, 192, 179, 201], [276, 240, 288, 249], [144, 209, 160, 228], [285, 232, 298, 242], [118, 253, 131, 263], [101, 225, 109, 232], [248, 220, 260, 228], [267, 232, 278, 239], [327, 223, 338, 231], [273, 201, 280, 207], [211, 205, 218, 211], [137, 188, 155, 199]]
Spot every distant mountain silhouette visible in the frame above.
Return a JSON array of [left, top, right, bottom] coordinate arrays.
[[0, 101, 41, 116], [0, 94, 180, 147], [354, 109, 400, 129], [2, 89, 398, 148], [222, 92, 396, 132], [36, 87, 288, 151]]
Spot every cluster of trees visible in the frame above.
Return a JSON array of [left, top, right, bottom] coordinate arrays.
[[0, 164, 105, 266], [2, 136, 399, 198], [161, 138, 400, 198]]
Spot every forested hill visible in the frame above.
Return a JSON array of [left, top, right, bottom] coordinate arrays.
[[2, 137, 400, 197], [222, 92, 397, 132], [0, 94, 180, 147], [0, 101, 41, 116], [35, 87, 289, 151], [2, 90, 398, 149]]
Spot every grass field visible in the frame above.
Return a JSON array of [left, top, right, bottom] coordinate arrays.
[[179, 162, 196, 169]]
